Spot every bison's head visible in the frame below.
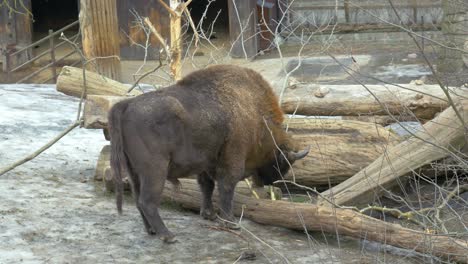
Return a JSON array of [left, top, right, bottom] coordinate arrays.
[[253, 145, 310, 186]]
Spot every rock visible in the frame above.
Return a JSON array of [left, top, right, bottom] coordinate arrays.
[[407, 53, 418, 59]]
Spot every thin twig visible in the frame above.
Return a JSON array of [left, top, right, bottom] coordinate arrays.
[[127, 56, 165, 93], [0, 120, 81, 176]]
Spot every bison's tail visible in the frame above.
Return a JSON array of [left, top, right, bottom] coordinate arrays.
[[108, 101, 128, 215]]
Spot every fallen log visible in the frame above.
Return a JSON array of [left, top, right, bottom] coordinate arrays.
[[57, 66, 449, 120], [56, 66, 141, 98], [86, 96, 401, 186], [341, 115, 418, 126], [161, 178, 468, 263], [282, 83, 448, 120], [285, 118, 400, 186], [318, 88, 468, 206]]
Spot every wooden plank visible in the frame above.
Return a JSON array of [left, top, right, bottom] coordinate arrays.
[[228, 0, 258, 58]]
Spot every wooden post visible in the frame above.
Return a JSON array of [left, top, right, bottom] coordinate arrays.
[[79, 0, 122, 81], [49, 29, 57, 83], [228, 0, 258, 58]]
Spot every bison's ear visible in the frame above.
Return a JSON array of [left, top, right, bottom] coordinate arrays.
[[287, 146, 310, 161]]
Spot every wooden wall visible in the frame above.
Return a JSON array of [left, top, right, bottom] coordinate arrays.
[[0, 0, 32, 71], [228, 0, 258, 58], [117, 0, 170, 60]]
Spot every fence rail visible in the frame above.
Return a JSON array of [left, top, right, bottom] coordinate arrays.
[[3, 20, 82, 84]]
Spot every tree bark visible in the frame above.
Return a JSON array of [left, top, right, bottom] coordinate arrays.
[[281, 83, 449, 120], [161, 178, 468, 263], [341, 115, 418, 126], [56, 66, 141, 98], [318, 88, 468, 206], [79, 0, 122, 81]]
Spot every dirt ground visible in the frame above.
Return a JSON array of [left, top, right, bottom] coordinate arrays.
[[0, 85, 431, 264]]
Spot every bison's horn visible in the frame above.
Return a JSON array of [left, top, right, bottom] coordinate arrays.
[[288, 146, 310, 161]]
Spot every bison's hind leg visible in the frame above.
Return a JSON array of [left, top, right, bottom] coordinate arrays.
[[135, 158, 176, 243], [128, 169, 156, 235], [197, 173, 217, 220]]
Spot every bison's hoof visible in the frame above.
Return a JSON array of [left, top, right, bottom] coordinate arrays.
[[146, 227, 157, 235], [159, 233, 177, 244], [200, 209, 217, 221]]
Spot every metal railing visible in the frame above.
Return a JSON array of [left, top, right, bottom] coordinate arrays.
[[3, 20, 82, 84]]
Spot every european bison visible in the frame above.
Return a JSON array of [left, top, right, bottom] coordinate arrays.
[[108, 65, 309, 242]]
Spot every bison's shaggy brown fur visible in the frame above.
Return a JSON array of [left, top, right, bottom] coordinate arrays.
[[108, 65, 308, 242]]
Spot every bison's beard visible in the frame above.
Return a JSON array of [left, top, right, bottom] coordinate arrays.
[[254, 151, 291, 186]]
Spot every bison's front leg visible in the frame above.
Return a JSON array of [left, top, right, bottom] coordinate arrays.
[[197, 173, 217, 220], [216, 167, 242, 230]]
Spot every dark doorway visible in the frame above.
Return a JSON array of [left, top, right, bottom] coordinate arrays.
[[31, 0, 79, 34], [188, 0, 229, 34]]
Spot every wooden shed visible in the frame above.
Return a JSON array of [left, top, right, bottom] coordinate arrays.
[[0, 0, 279, 76]]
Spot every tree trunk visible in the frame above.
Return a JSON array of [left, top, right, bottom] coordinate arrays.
[[56, 66, 141, 98], [168, 0, 184, 81], [56, 66, 450, 122], [318, 88, 468, 206], [79, 0, 122, 81], [161, 178, 468, 263], [281, 83, 449, 120]]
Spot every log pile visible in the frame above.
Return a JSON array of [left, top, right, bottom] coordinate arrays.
[[85, 94, 400, 186]]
